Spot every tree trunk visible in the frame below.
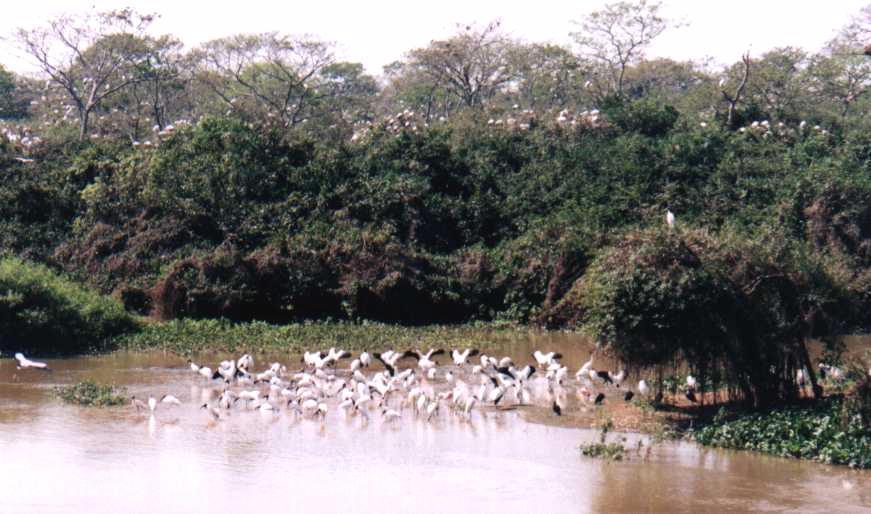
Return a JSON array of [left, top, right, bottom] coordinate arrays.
[[79, 110, 91, 141]]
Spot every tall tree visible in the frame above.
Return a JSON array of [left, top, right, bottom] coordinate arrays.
[[806, 5, 871, 128], [570, 0, 675, 97], [194, 33, 334, 126], [16, 9, 156, 139], [403, 21, 518, 111]]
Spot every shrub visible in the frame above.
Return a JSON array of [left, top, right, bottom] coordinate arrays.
[[579, 227, 848, 405], [0, 257, 135, 354]]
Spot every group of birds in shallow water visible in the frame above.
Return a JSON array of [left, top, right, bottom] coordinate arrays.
[[137, 348, 650, 424], [6, 349, 855, 424]]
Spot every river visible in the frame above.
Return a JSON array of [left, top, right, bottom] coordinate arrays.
[[0, 335, 868, 513]]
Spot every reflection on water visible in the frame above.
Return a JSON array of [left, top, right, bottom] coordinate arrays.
[[0, 335, 868, 513]]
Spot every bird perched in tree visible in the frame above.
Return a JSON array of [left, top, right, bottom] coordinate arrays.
[[666, 210, 675, 229]]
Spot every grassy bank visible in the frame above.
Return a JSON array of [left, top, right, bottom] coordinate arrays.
[[691, 396, 870, 469], [115, 318, 537, 356]]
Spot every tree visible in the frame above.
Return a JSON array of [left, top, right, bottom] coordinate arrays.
[[570, 0, 675, 97], [98, 35, 190, 141], [509, 43, 588, 110], [403, 21, 518, 111], [0, 64, 28, 120], [720, 53, 751, 128], [16, 9, 156, 140], [744, 48, 810, 123], [194, 33, 334, 126], [806, 6, 871, 129]]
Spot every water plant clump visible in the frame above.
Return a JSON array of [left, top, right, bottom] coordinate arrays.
[[579, 419, 627, 461], [114, 318, 534, 355], [692, 397, 870, 469], [54, 380, 128, 407]]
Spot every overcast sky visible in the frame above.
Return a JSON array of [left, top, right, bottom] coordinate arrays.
[[1, 0, 866, 75]]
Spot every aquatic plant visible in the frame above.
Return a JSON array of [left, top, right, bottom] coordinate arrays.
[[115, 318, 534, 355], [54, 380, 128, 407], [579, 419, 627, 461], [692, 398, 870, 469]]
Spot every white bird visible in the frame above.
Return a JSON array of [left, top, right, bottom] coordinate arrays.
[[160, 394, 182, 406], [359, 352, 371, 368], [148, 397, 158, 412], [382, 408, 401, 422], [577, 355, 594, 379], [638, 380, 649, 396], [131, 396, 147, 412], [451, 348, 480, 367], [533, 351, 563, 367], [611, 369, 626, 387], [201, 403, 221, 421], [686, 374, 697, 390], [237, 353, 254, 371], [14, 353, 50, 370], [666, 210, 675, 229]]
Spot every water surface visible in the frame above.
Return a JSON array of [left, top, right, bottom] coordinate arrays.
[[0, 335, 868, 513]]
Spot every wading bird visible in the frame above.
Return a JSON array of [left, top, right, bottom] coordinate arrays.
[[14, 353, 50, 371]]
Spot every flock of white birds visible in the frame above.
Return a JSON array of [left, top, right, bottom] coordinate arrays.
[[7, 347, 856, 425], [146, 348, 645, 424]]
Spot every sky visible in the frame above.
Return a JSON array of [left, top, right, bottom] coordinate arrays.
[[0, 0, 866, 76]]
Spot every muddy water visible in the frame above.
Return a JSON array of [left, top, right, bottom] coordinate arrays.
[[0, 335, 868, 513]]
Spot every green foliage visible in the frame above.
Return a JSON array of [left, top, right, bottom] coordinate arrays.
[[0, 257, 135, 354], [601, 96, 680, 136], [115, 318, 529, 356], [580, 226, 853, 405], [54, 380, 128, 406], [693, 398, 870, 469], [0, 92, 869, 337]]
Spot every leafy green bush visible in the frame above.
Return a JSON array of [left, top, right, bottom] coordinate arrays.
[[54, 380, 128, 406], [579, 227, 851, 405], [0, 257, 135, 354], [693, 399, 870, 469]]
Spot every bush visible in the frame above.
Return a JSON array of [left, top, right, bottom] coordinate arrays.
[[579, 227, 849, 405], [0, 257, 135, 354]]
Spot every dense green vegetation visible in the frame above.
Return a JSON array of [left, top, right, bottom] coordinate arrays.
[[54, 380, 128, 406], [116, 318, 532, 356], [0, 257, 135, 354], [693, 392, 870, 469], [0, 3, 868, 408]]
